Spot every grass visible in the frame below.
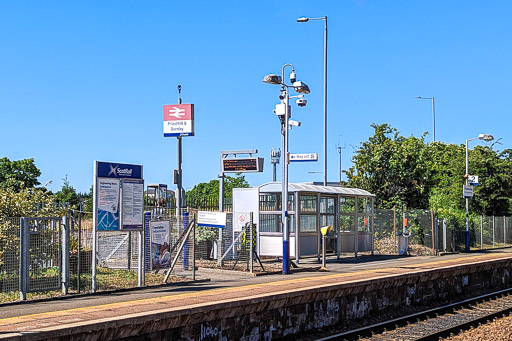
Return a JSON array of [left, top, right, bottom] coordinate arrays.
[[0, 267, 189, 304]]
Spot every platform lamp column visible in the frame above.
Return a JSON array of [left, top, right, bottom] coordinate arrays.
[[263, 64, 311, 274], [465, 134, 494, 252]]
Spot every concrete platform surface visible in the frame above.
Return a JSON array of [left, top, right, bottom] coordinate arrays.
[[0, 250, 511, 339]]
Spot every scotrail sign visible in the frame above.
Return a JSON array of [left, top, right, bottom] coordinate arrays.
[[163, 104, 194, 137]]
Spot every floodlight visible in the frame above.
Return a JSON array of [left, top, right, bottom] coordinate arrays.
[[293, 81, 310, 94]]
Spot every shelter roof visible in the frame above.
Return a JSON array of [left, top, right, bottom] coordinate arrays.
[[256, 182, 375, 197]]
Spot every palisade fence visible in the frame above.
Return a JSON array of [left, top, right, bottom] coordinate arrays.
[[0, 207, 256, 302], [2, 205, 512, 302]]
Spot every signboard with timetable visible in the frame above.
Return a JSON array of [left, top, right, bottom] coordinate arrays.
[[94, 161, 144, 231], [222, 157, 264, 173], [163, 104, 195, 137]]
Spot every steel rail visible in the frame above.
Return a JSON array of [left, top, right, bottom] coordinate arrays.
[[315, 287, 512, 341]]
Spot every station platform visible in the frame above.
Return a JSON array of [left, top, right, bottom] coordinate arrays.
[[1, 250, 512, 340]]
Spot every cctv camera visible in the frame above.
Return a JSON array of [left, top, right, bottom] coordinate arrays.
[[296, 98, 307, 107], [289, 120, 301, 127], [290, 71, 297, 83]]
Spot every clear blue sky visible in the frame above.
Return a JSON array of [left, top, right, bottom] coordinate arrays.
[[1, 1, 511, 193]]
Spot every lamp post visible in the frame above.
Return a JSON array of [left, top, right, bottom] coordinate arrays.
[[464, 133, 494, 252], [415, 96, 436, 142], [263, 64, 310, 274], [297, 16, 328, 186]]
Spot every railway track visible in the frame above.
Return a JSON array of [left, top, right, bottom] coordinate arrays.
[[315, 287, 512, 341]]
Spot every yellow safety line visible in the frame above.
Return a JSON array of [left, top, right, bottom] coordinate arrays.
[[0, 252, 510, 326]]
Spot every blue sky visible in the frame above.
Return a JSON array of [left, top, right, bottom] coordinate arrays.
[[1, 1, 511, 193]]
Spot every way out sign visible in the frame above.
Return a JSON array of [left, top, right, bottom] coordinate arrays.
[[163, 104, 194, 137]]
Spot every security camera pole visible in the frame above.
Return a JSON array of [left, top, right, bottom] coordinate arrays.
[[263, 64, 310, 274]]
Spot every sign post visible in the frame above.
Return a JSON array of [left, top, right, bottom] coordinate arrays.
[[163, 85, 195, 218], [93, 161, 143, 292]]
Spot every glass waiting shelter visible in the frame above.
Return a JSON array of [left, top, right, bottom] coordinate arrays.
[[232, 182, 375, 262]]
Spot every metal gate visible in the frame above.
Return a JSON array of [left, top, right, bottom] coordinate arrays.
[[20, 217, 62, 300]]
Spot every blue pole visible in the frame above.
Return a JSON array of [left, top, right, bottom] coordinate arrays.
[[183, 212, 189, 270]]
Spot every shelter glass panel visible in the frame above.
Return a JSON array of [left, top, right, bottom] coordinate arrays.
[[259, 214, 295, 233], [340, 214, 355, 232], [259, 193, 295, 211], [300, 215, 317, 233], [259, 214, 281, 233], [358, 216, 371, 233], [358, 198, 371, 214], [320, 197, 335, 214], [300, 195, 317, 213], [340, 197, 355, 214], [321, 215, 335, 231]]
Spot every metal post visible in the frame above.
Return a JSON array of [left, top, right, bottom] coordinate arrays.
[[62, 215, 70, 295], [480, 215, 483, 249], [192, 213, 196, 281], [282, 85, 290, 274], [138, 230, 143, 287], [323, 16, 328, 186], [249, 212, 254, 274], [443, 218, 447, 252], [504, 215, 506, 247], [432, 97, 436, 142], [393, 206, 396, 254], [176, 85, 183, 218], [77, 206, 81, 294], [431, 210, 435, 255], [218, 166, 224, 266], [493, 215, 495, 248], [465, 139, 470, 252], [19, 218, 28, 301]]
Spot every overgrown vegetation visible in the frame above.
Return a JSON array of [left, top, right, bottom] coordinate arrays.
[[346, 123, 512, 219]]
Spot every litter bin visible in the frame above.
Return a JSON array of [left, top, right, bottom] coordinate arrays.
[[397, 231, 410, 256]]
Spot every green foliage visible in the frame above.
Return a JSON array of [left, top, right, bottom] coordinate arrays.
[[347, 123, 512, 216], [186, 174, 249, 203], [55, 175, 81, 209], [346, 123, 431, 209], [0, 187, 63, 217], [0, 157, 41, 191]]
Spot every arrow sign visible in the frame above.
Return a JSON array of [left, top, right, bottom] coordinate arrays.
[[289, 153, 318, 162]]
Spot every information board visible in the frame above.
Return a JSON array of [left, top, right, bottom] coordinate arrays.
[[222, 157, 264, 173], [121, 178, 144, 230], [96, 178, 120, 231], [198, 211, 227, 228], [150, 220, 171, 269], [94, 161, 143, 232]]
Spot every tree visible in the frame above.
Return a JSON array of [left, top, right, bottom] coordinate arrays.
[[347, 123, 512, 216], [346, 123, 432, 209], [55, 175, 80, 208], [0, 158, 41, 191], [186, 174, 250, 204]]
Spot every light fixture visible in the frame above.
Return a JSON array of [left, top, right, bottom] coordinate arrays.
[[293, 81, 310, 94], [297, 17, 309, 22], [478, 134, 494, 142], [263, 74, 282, 85]]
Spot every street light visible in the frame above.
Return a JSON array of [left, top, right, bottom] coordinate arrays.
[[263, 64, 310, 274], [415, 96, 436, 142], [297, 16, 328, 186], [464, 133, 494, 252]]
